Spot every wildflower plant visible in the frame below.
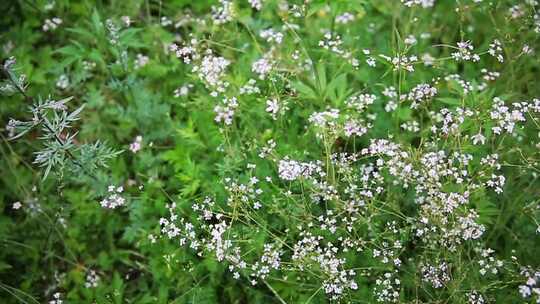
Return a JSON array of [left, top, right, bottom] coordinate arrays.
[[1, 0, 540, 303]]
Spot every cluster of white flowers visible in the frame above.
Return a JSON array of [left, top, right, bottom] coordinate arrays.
[[44, 1, 55, 10], [406, 83, 437, 109], [159, 203, 183, 239], [382, 86, 398, 112], [322, 266, 358, 299], [421, 262, 450, 288], [260, 28, 284, 44], [134, 54, 149, 69], [265, 99, 279, 120], [248, 243, 282, 281], [458, 211, 486, 240], [129, 135, 143, 153], [214, 97, 238, 125], [56, 74, 69, 90], [522, 44, 534, 55], [105, 19, 120, 45], [239, 79, 260, 95], [43, 18, 62, 32], [5, 119, 18, 138], [422, 52, 435, 66], [471, 132, 486, 145], [445, 74, 474, 95], [49, 292, 63, 304], [252, 56, 274, 79], [170, 39, 199, 64], [467, 290, 486, 304], [211, 0, 234, 24], [84, 269, 100, 288], [12, 201, 22, 210], [173, 84, 194, 97], [401, 120, 420, 132], [82, 60, 96, 71], [534, 12, 540, 34], [488, 39, 504, 62], [207, 221, 232, 262], [319, 32, 346, 56], [308, 109, 341, 136], [336, 12, 355, 24], [278, 158, 322, 181], [452, 41, 480, 62], [476, 248, 503, 276], [485, 172, 505, 194], [481, 69, 500, 82], [404, 34, 417, 45], [374, 271, 401, 303], [11, 195, 42, 217], [373, 241, 403, 267], [344, 119, 370, 137], [509, 5, 525, 19], [248, 0, 263, 10], [430, 107, 474, 135], [381, 54, 418, 72], [193, 51, 230, 96], [519, 267, 540, 302], [160, 16, 173, 27], [401, 0, 435, 8], [258, 139, 276, 158], [346, 94, 377, 112], [291, 231, 358, 299], [121, 15, 131, 27], [490, 97, 528, 135], [100, 185, 126, 209], [224, 176, 264, 209], [362, 49, 377, 67]]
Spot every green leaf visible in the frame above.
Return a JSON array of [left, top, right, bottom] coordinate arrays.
[[437, 97, 461, 106], [292, 81, 318, 100]]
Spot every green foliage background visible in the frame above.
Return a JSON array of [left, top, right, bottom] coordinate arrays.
[[1, 0, 539, 303]]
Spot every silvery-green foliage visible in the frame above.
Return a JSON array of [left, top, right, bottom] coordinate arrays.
[[2, 57, 120, 180]]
